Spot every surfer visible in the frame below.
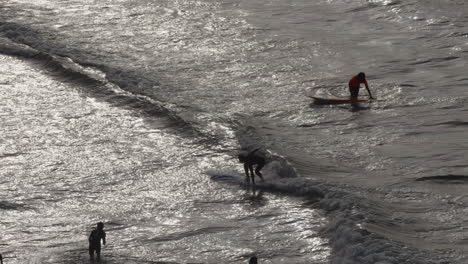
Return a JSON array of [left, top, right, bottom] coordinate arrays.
[[238, 148, 265, 185], [348, 72, 374, 100], [89, 222, 106, 262], [1, 253, 3, 264]]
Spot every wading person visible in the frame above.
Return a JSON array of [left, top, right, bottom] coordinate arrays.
[[89, 222, 106, 262]]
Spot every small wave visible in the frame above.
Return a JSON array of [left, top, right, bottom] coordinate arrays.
[[369, 0, 401, 6], [0, 201, 29, 210], [407, 56, 459, 66], [399, 83, 417, 87], [0, 22, 229, 145], [209, 146, 454, 264], [415, 174, 468, 183], [0, 152, 27, 158], [250, 176, 447, 263], [346, 4, 379, 13], [437, 120, 468, 127], [346, 0, 401, 14], [210, 158, 450, 263], [226, 124, 450, 261], [419, 120, 468, 127]]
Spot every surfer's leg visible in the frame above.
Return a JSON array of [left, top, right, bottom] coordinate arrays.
[[247, 165, 254, 184], [255, 162, 265, 181], [96, 246, 101, 262], [89, 246, 95, 260], [349, 84, 359, 99]]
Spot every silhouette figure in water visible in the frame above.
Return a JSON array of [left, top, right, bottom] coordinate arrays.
[[348, 72, 374, 100], [249, 256, 258, 264], [1, 253, 3, 264], [89, 222, 106, 262], [238, 148, 265, 185]]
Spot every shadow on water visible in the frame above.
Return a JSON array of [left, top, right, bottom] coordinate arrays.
[[350, 102, 371, 112], [243, 189, 267, 207], [308, 102, 370, 112]]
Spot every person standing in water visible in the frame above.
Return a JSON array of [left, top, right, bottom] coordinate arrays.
[[348, 72, 374, 100], [89, 222, 106, 262], [238, 148, 265, 185]]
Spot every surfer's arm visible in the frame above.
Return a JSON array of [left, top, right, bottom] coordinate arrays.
[[364, 81, 374, 99]]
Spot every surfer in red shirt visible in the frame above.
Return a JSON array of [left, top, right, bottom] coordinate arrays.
[[349, 72, 374, 100]]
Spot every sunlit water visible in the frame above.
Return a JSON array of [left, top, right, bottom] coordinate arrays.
[[1, 0, 468, 263], [0, 54, 329, 263]]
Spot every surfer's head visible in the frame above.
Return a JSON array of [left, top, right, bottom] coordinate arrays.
[[97, 222, 104, 230], [357, 72, 366, 81], [249, 256, 258, 264]]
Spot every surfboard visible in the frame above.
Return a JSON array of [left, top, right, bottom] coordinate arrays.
[[211, 175, 248, 185], [308, 96, 368, 105], [211, 174, 263, 188]]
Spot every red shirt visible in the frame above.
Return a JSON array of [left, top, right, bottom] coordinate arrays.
[[349, 76, 368, 89]]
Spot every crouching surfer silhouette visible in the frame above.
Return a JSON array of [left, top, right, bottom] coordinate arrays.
[[238, 148, 265, 186]]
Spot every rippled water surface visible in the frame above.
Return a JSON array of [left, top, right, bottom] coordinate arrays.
[[2, 0, 468, 263], [0, 55, 329, 263]]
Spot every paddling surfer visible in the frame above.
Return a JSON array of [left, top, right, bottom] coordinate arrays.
[[348, 72, 374, 100], [238, 148, 265, 185]]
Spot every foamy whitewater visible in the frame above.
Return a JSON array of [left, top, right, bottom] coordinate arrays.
[[1, 0, 468, 263]]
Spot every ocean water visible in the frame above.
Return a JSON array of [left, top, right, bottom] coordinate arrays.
[[1, 0, 468, 263]]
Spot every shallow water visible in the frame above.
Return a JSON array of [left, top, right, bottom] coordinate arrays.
[[0, 55, 329, 264], [1, 0, 468, 263]]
